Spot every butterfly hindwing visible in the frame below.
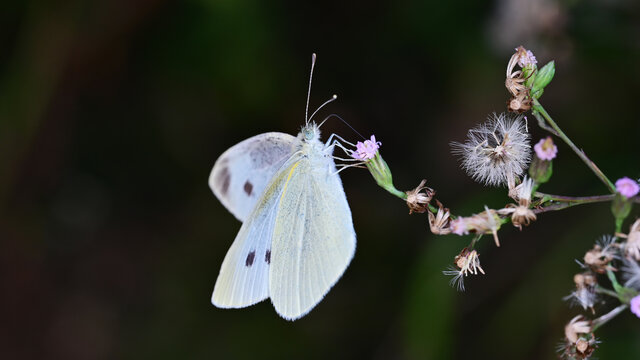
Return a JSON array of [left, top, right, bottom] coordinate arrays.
[[209, 132, 296, 222], [269, 153, 356, 320], [211, 159, 299, 308]]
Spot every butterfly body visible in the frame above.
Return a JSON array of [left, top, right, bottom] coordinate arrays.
[[210, 123, 356, 320]]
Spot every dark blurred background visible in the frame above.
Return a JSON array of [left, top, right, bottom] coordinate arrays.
[[1, 0, 640, 359]]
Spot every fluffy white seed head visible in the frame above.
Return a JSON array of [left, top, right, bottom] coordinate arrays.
[[452, 113, 531, 187]]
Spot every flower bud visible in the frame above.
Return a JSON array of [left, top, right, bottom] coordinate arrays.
[[531, 61, 555, 99], [528, 154, 553, 184], [611, 193, 632, 225], [351, 135, 406, 199], [514, 46, 538, 87], [366, 153, 405, 199]]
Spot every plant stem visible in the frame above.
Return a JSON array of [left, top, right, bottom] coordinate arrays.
[[531, 110, 559, 136], [591, 304, 628, 332], [386, 185, 407, 200], [533, 202, 576, 214], [533, 198, 611, 215], [532, 99, 616, 193], [615, 218, 623, 233], [534, 192, 615, 204], [607, 269, 624, 294], [469, 234, 482, 248], [595, 285, 620, 299]]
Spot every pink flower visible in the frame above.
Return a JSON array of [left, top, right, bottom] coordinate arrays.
[[534, 137, 557, 161], [616, 177, 640, 199], [351, 135, 381, 161], [631, 295, 640, 318], [516, 47, 537, 67], [449, 218, 468, 235]]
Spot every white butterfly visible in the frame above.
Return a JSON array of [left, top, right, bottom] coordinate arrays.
[[209, 54, 356, 320]]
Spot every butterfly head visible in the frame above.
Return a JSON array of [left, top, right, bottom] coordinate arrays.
[[300, 122, 321, 143]]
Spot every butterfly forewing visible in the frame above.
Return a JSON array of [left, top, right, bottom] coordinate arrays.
[[211, 158, 299, 308], [209, 132, 296, 222], [269, 152, 356, 320]]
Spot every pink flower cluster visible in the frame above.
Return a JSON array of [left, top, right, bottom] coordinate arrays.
[[616, 177, 640, 199], [351, 135, 381, 161], [517, 48, 537, 67]]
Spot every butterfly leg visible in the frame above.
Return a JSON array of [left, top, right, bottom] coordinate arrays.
[[334, 163, 367, 175], [325, 133, 357, 148], [328, 138, 357, 157], [327, 141, 363, 162]]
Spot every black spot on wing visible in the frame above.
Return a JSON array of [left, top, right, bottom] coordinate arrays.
[[245, 251, 256, 267], [217, 167, 231, 195], [265, 249, 271, 264], [243, 181, 253, 196]]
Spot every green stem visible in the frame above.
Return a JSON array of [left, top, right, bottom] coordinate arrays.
[[386, 185, 439, 215], [615, 218, 624, 233], [532, 99, 616, 193], [469, 234, 482, 248], [607, 269, 624, 294], [385, 185, 407, 200], [595, 285, 620, 299]]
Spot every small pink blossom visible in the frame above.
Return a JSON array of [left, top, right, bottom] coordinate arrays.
[[616, 177, 640, 199], [631, 295, 640, 318], [449, 218, 468, 235], [351, 135, 381, 160], [534, 137, 557, 161], [516, 47, 537, 67]]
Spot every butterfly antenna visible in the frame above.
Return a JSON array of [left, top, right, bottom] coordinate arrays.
[[305, 53, 317, 126], [318, 114, 366, 140], [308, 94, 337, 122]]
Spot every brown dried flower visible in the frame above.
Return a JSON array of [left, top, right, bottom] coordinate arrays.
[[443, 248, 485, 291], [574, 272, 598, 288], [428, 202, 451, 235], [564, 315, 591, 344], [507, 92, 532, 113], [583, 236, 618, 274], [560, 316, 594, 359], [505, 51, 528, 97], [499, 176, 537, 229], [405, 179, 434, 214], [511, 205, 536, 229], [505, 46, 535, 113], [564, 272, 598, 313]]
